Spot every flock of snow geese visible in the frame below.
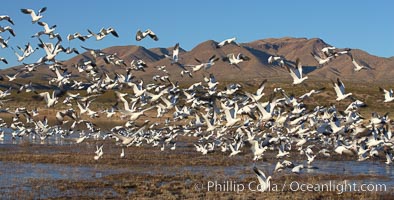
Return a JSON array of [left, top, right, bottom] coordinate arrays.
[[1, 7, 394, 190]]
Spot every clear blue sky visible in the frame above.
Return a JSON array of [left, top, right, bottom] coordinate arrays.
[[0, 0, 393, 68]]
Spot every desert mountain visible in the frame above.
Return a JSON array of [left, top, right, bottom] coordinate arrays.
[[1, 37, 393, 85]]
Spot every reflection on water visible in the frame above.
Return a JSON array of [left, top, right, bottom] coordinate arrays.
[[1, 160, 393, 187], [0, 161, 125, 185], [0, 159, 393, 197]]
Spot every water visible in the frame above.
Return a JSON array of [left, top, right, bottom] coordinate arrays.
[[0, 161, 126, 186], [2, 160, 390, 185], [0, 159, 393, 198]]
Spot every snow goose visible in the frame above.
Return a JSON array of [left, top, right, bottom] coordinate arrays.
[[77, 99, 98, 118], [253, 166, 271, 192], [379, 87, 394, 103], [321, 46, 337, 57], [37, 91, 59, 108], [349, 53, 367, 72], [274, 161, 285, 173], [201, 112, 217, 132], [334, 143, 354, 156], [88, 27, 119, 41], [5, 72, 20, 82], [164, 43, 180, 64], [276, 143, 289, 158], [11, 47, 26, 62], [0, 26, 16, 37], [292, 164, 304, 174], [94, 144, 104, 160], [285, 58, 308, 85], [247, 139, 268, 160], [311, 52, 332, 66], [0, 15, 14, 25], [194, 55, 219, 70], [217, 37, 239, 48], [102, 27, 119, 37], [37, 37, 63, 61], [135, 29, 158, 41], [21, 7, 47, 23], [268, 55, 285, 66], [37, 21, 56, 35], [222, 53, 250, 66], [228, 141, 241, 157], [223, 102, 241, 127], [0, 36, 10, 48], [332, 78, 352, 101], [67, 32, 91, 41], [244, 83, 266, 104], [385, 148, 393, 165], [299, 88, 325, 99], [120, 148, 125, 158]]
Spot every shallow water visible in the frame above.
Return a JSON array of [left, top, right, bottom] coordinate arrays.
[[0, 158, 393, 198], [0, 161, 126, 185], [1, 159, 393, 186]]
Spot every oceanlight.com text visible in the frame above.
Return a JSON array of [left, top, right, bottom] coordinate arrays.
[[194, 180, 387, 194]]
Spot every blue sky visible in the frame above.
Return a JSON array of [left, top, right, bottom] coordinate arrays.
[[0, 0, 393, 68]]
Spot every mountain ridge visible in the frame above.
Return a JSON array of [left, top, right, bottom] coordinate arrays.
[[1, 37, 393, 84]]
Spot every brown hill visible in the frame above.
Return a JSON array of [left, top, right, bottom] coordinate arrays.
[[1, 37, 393, 85]]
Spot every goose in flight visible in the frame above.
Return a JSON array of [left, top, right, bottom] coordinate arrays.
[[37, 21, 56, 35], [164, 43, 180, 64], [322, 46, 351, 57], [111, 132, 136, 146], [217, 37, 239, 48], [37, 37, 63, 62], [292, 164, 304, 174], [77, 99, 98, 118], [253, 166, 271, 192], [37, 91, 59, 108], [348, 53, 367, 72], [299, 88, 325, 99], [228, 141, 242, 157], [0, 57, 8, 64], [285, 58, 308, 85], [135, 29, 158, 41], [194, 55, 219, 70], [11, 43, 38, 62], [321, 46, 337, 57], [94, 144, 104, 160], [20, 7, 47, 23], [247, 139, 268, 160], [88, 27, 119, 41], [379, 87, 394, 103], [268, 55, 285, 66], [0, 36, 10, 48], [0, 26, 16, 37], [223, 102, 240, 127], [0, 15, 14, 25], [245, 79, 267, 102], [55, 109, 77, 124], [332, 78, 352, 101], [67, 32, 91, 41], [311, 52, 332, 66], [5, 72, 21, 82], [222, 53, 250, 66]]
